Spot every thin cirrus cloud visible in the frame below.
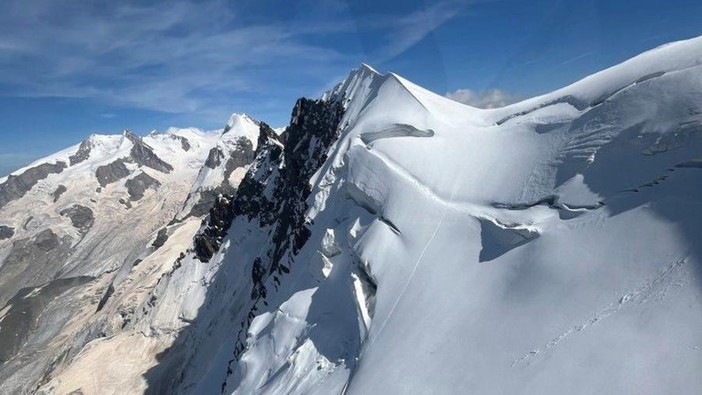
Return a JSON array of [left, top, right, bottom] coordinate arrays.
[[0, 0, 470, 124], [0, 0, 349, 119], [369, 1, 464, 63]]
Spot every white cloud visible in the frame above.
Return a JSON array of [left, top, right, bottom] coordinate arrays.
[[0, 0, 497, 125], [445, 88, 523, 108], [0, 0, 352, 121]]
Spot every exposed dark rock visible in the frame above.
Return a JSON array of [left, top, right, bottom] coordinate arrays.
[[23, 217, 32, 230], [251, 258, 267, 299], [68, 139, 93, 166], [95, 283, 115, 312], [152, 227, 169, 249], [0, 229, 73, 312], [379, 217, 401, 235], [193, 193, 233, 262], [194, 232, 217, 262], [118, 198, 133, 209], [95, 158, 131, 187], [226, 128, 283, 225], [191, 124, 281, 262], [0, 276, 93, 363], [163, 133, 191, 151], [253, 98, 343, 265], [0, 226, 13, 240], [222, 98, 344, 375], [0, 162, 67, 209], [187, 188, 232, 218], [35, 229, 60, 252], [125, 172, 161, 201], [145, 97, 345, 392], [205, 147, 224, 169], [178, 136, 191, 151], [52, 185, 67, 202], [60, 205, 95, 235], [258, 122, 284, 148], [124, 130, 174, 173], [194, 98, 342, 294], [205, 138, 255, 177], [223, 138, 255, 180], [182, 137, 257, 222]]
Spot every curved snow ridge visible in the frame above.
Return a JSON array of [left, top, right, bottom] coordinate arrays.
[[389, 72, 487, 125], [346, 143, 553, 239], [488, 36, 702, 124], [326, 63, 485, 135], [323, 64, 382, 104], [498, 62, 702, 129], [385, 73, 431, 112]]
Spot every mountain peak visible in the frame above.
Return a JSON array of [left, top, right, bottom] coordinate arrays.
[[226, 113, 257, 129], [222, 113, 261, 146], [359, 63, 380, 75], [321, 63, 389, 115]]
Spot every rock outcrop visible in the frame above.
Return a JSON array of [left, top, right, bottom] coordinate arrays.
[[0, 162, 67, 209]]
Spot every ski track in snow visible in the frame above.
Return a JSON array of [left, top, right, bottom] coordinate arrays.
[[511, 256, 691, 368], [366, 183, 452, 350], [363, 135, 461, 348]]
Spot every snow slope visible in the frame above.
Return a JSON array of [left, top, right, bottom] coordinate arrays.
[[118, 37, 702, 395]]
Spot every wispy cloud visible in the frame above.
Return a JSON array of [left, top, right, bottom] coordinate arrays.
[[0, 0, 352, 122], [445, 88, 523, 108], [0, 0, 480, 127], [371, 1, 464, 62], [552, 50, 597, 69]]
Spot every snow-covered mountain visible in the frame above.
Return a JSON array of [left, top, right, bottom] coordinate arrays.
[[0, 117, 260, 393], [3, 36, 702, 394]]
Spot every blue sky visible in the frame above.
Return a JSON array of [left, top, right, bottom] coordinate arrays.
[[1, 0, 701, 176]]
